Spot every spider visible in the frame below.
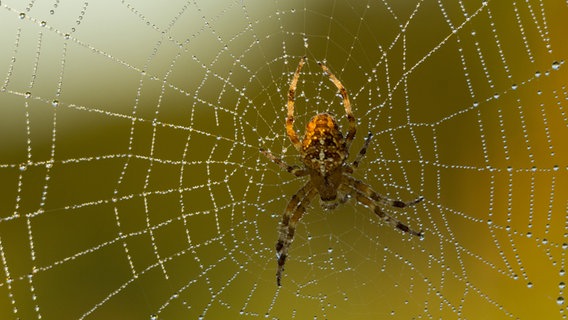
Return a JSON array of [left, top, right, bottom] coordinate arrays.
[[260, 56, 424, 286]]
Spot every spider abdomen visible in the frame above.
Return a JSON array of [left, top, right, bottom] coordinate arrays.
[[301, 113, 347, 174]]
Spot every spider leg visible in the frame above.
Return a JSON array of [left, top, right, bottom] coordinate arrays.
[[352, 132, 373, 169], [260, 148, 308, 177], [343, 175, 424, 208], [343, 175, 423, 237], [276, 182, 317, 286], [286, 56, 306, 152], [318, 62, 356, 148]]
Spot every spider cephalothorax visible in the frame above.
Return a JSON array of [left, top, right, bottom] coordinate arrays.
[[261, 56, 423, 286]]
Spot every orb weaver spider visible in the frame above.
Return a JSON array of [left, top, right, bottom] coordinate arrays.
[[261, 56, 423, 286]]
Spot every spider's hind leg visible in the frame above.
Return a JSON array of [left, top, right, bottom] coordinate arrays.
[[343, 175, 423, 237], [344, 175, 423, 209], [276, 182, 317, 286], [354, 191, 423, 237], [392, 195, 424, 208]]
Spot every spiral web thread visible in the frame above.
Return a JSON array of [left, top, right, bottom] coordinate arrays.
[[0, 0, 567, 319]]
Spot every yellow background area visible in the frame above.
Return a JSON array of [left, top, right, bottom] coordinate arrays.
[[0, 1, 567, 319]]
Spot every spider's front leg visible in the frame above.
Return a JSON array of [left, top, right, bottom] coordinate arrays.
[[276, 182, 317, 286], [318, 61, 356, 147], [286, 56, 306, 152]]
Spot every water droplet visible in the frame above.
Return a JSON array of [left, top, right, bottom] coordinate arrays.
[[25, 92, 31, 98], [487, 219, 493, 225], [64, 33, 70, 40], [19, 164, 27, 171], [51, 100, 59, 107], [561, 269, 566, 276], [328, 247, 333, 253], [561, 282, 566, 289], [40, 21, 47, 27], [493, 93, 500, 99], [150, 315, 158, 320], [558, 297, 565, 305], [19, 12, 26, 19], [511, 84, 517, 90], [527, 282, 533, 288], [552, 61, 561, 70], [535, 71, 541, 78], [506, 166, 513, 172], [526, 232, 532, 238], [553, 165, 559, 171]]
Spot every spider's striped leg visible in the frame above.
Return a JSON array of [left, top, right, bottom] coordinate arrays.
[[351, 187, 423, 237], [352, 132, 373, 169], [337, 183, 355, 204], [318, 62, 356, 147], [260, 148, 308, 177], [276, 182, 317, 286], [343, 175, 424, 208], [286, 56, 306, 152], [343, 176, 423, 237]]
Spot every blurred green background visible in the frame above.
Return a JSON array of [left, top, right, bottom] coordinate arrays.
[[0, 0, 567, 319]]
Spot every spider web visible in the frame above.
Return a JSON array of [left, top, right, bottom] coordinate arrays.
[[0, 0, 567, 319]]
